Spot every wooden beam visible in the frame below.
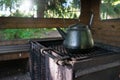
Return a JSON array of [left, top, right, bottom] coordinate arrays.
[[0, 39, 28, 46], [0, 17, 78, 29], [0, 52, 29, 61], [0, 44, 29, 54], [0, 37, 62, 46], [80, 0, 91, 24]]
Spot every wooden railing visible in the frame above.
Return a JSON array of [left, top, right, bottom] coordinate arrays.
[[0, 39, 29, 61]]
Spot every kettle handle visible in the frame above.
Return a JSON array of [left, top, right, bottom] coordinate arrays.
[[88, 12, 94, 29]]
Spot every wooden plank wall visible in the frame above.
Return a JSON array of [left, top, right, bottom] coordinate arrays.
[[80, 0, 120, 47], [93, 20, 120, 46], [0, 52, 29, 61], [0, 39, 29, 61]]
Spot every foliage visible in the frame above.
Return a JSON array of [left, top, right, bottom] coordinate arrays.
[[0, 28, 53, 40], [0, 0, 35, 17], [0, 0, 21, 16], [44, 0, 80, 18], [101, 0, 120, 19]]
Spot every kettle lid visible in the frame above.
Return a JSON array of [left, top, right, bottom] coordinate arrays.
[[69, 23, 87, 29]]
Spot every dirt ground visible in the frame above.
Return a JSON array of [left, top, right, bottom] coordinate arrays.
[[0, 72, 31, 80], [0, 59, 31, 80]]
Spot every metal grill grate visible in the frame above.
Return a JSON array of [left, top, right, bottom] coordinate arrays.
[[29, 38, 120, 80], [39, 40, 115, 61]]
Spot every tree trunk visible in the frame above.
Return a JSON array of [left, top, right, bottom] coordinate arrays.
[[37, 0, 46, 18]]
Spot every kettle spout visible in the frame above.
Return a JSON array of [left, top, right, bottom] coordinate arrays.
[[56, 27, 66, 39]]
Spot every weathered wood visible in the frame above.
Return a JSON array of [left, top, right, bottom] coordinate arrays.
[[0, 44, 29, 54], [80, 0, 91, 24], [0, 17, 78, 29], [92, 18, 120, 46], [0, 38, 61, 46], [0, 39, 28, 46], [84, 0, 120, 47], [0, 40, 29, 61], [0, 52, 29, 61]]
